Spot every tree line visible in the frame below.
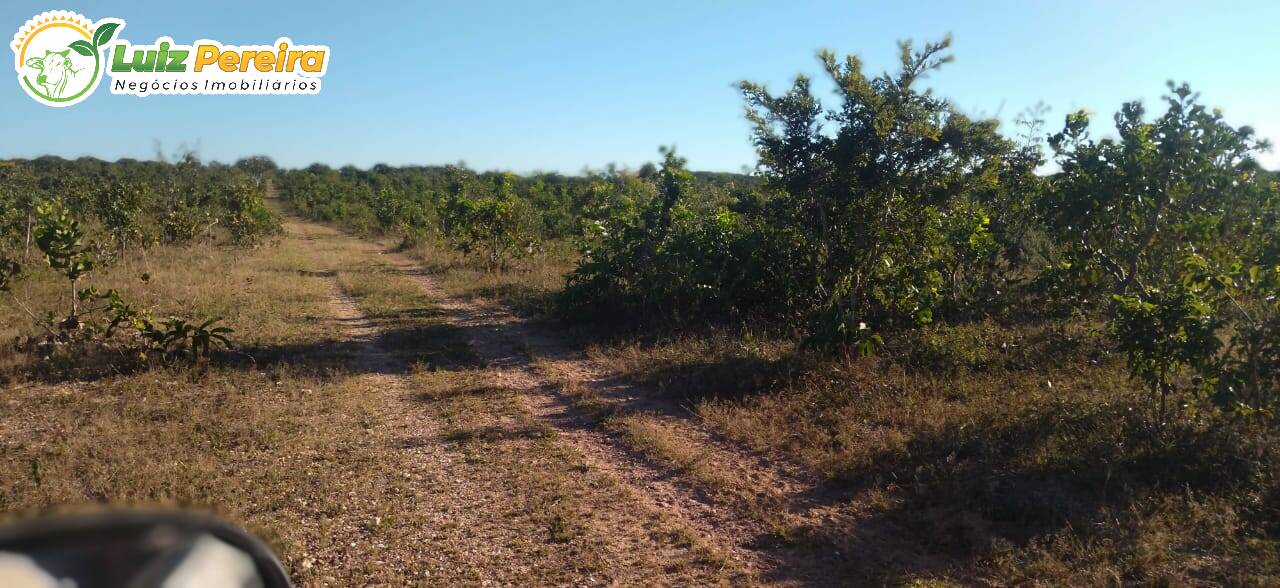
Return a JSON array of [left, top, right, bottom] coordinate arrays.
[[277, 160, 756, 268], [1, 153, 280, 255]]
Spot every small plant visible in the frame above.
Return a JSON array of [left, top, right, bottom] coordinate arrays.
[[142, 317, 234, 364], [97, 288, 235, 364], [34, 200, 95, 317], [1111, 283, 1222, 429], [94, 182, 151, 252]]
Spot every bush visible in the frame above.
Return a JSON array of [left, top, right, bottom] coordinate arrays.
[[563, 39, 1039, 349], [563, 148, 747, 322], [441, 193, 540, 270]]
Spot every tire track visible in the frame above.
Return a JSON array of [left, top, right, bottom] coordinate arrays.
[[288, 217, 768, 584], [359, 240, 853, 586]]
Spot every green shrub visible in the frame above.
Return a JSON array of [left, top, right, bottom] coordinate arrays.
[[915, 322, 1001, 371]]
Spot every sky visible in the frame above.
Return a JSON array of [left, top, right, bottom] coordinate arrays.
[[4, 0, 1279, 173]]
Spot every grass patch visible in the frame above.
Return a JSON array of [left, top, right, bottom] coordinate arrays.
[[584, 319, 1280, 584], [406, 365, 749, 584], [401, 239, 574, 317]]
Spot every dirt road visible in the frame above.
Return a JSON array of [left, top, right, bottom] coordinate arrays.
[[286, 215, 858, 585]]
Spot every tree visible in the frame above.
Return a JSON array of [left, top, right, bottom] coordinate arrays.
[[562, 147, 746, 322], [441, 194, 539, 270], [740, 37, 1015, 346], [0, 162, 41, 258], [1049, 84, 1280, 424], [94, 180, 152, 252], [234, 155, 278, 189], [34, 201, 95, 318], [1045, 83, 1271, 306]]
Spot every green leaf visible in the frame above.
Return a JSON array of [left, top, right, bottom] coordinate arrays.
[[92, 22, 120, 47], [69, 40, 94, 57]]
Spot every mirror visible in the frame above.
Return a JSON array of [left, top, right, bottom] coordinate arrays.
[[0, 511, 290, 588]]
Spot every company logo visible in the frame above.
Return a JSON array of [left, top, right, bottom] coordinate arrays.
[[12, 10, 330, 107], [11, 11, 121, 107]]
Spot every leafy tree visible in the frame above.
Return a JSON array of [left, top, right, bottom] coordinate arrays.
[[1111, 280, 1222, 428], [563, 147, 747, 321], [1196, 233, 1280, 419], [34, 201, 95, 317], [94, 180, 152, 252], [739, 37, 1015, 346], [234, 155, 278, 190], [442, 193, 539, 270], [1045, 83, 1271, 306], [1049, 84, 1280, 425]]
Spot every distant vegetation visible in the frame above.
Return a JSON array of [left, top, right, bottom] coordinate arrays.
[[277, 160, 756, 267], [0, 153, 280, 378]]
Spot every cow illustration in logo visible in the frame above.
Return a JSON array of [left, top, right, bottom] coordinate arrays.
[[11, 10, 122, 107], [27, 48, 81, 97]]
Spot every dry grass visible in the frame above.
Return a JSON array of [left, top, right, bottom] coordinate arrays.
[[530, 358, 794, 529], [0, 227, 411, 583], [400, 239, 574, 317], [0, 238, 327, 381], [0, 220, 748, 585], [407, 367, 742, 585], [604, 413, 783, 520], [582, 320, 1280, 584]]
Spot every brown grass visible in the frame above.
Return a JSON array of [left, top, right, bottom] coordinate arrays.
[[407, 367, 742, 584], [0, 227, 406, 583], [0, 219, 748, 585], [581, 320, 1280, 584], [400, 238, 574, 317], [420, 249, 1280, 584]]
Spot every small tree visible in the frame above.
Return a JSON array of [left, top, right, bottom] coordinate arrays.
[[442, 194, 539, 270], [1045, 83, 1269, 307], [1110, 280, 1222, 428], [562, 147, 747, 322], [34, 201, 95, 318], [1051, 84, 1280, 425], [1201, 239, 1280, 419], [94, 181, 152, 252]]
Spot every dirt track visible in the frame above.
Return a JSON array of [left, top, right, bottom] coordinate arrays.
[[289, 215, 862, 585]]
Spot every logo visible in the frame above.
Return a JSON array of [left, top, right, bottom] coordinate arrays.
[[107, 37, 329, 97], [11, 10, 121, 107], [12, 10, 330, 107]]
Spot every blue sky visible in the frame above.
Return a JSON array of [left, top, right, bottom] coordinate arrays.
[[5, 1, 1279, 172]]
